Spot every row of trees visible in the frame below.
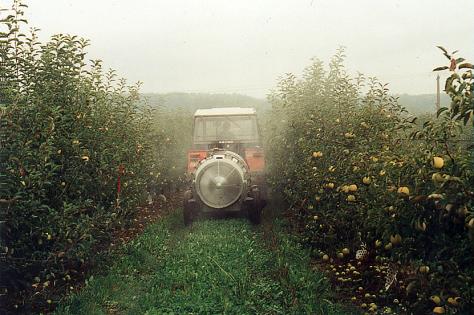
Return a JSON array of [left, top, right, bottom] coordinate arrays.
[[0, 1, 185, 312], [265, 47, 473, 313]]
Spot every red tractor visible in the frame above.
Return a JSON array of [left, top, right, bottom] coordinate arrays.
[[183, 107, 266, 225]]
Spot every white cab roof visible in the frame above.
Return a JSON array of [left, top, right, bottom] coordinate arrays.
[[194, 107, 256, 117]]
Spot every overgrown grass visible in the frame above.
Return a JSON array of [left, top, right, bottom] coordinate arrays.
[[55, 210, 351, 314]]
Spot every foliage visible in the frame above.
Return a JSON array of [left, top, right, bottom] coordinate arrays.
[[55, 210, 350, 314], [148, 105, 192, 188], [265, 47, 474, 314], [433, 46, 474, 126], [0, 1, 177, 311]]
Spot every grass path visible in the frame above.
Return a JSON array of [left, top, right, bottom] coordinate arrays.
[[55, 210, 350, 314]]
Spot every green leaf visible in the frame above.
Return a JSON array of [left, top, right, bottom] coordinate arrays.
[[436, 46, 448, 54], [436, 46, 451, 60], [451, 103, 459, 118], [445, 77, 453, 92], [436, 107, 449, 118], [463, 112, 471, 125], [433, 66, 449, 72], [458, 63, 474, 69]]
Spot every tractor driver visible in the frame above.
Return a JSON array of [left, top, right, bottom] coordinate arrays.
[[220, 120, 235, 140]]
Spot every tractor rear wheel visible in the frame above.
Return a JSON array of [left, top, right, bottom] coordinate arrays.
[[183, 190, 195, 226], [183, 206, 193, 226], [248, 188, 262, 225]]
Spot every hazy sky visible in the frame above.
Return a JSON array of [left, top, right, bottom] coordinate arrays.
[[15, 0, 474, 97]]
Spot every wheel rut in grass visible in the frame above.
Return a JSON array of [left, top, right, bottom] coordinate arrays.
[[56, 210, 350, 315]]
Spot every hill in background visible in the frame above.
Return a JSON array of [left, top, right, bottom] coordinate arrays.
[[142, 93, 271, 113], [396, 93, 450, 114], [142, 92, 448, 115]]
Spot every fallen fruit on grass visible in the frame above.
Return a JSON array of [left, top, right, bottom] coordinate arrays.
[[433, 306, 445, 314], [327, 182, 335, 189], [342, 248, 350, 255], [419, 265, 430, 273], [375, 240, 382, 248], [397, 186, 410, 196], [428, 193, 443, 200], [430, 295, 441, 305], [312, 151, 323, 158], [384, 243, 393, 250], [432, 156, 444, 169], [349, 184, 358, 192], [362, 176, 371, 185], [337, 252, 344, 259], [369, 303, 377, 311], [416, 220, 427, 232], [347, 195, 356, 202], [447, 297, 460, 306], [341, 185, 350, 193], [390, 234, 402, 245], [322, 254, 329, 261]]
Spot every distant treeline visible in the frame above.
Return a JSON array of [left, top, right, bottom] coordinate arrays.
[[142, 92, 271, 113], [142, 92, 448, 115], [395, 93, 450, 114]]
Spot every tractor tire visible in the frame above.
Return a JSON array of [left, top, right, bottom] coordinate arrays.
[[183, 206, 193, 226], [248, 188, 262, 225], [183, 190, 194, 226]]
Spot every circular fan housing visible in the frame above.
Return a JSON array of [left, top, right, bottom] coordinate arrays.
[[194, 151, 249, 209]]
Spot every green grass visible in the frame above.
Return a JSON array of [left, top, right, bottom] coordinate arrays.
[[55, 210, 350, 315]]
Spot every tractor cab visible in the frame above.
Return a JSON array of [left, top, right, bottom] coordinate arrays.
[[184, 107, 266, 225]]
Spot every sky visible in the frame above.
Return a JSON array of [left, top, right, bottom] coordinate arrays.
[[9, 0, 474, 98]]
